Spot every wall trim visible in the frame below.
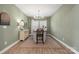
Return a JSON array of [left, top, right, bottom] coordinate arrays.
[[0, 40, 19, 54], [48, 34, 79, 54]]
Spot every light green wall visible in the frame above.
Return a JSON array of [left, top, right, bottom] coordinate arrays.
[[0, 4, 28, 51], [27, 17, 31, 33], [47, 17, 51, 33], [50, 4, 79, 52]]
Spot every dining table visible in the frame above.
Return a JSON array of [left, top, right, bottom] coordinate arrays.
[[32, 29, 47, 43]]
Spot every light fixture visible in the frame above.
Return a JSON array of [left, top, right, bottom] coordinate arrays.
[[34, 9, 40, 19]]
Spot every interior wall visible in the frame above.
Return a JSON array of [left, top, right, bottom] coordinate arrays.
[[0, 4, 28, 51], [50, 4, 79, 52], [47, 17, 51, 33]]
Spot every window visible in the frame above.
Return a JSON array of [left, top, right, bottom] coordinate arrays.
[[31, 19, 47, 33]]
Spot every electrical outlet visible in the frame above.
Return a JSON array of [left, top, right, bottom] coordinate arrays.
[[3, 26, 7, 29], [4, 41, 7, 45]]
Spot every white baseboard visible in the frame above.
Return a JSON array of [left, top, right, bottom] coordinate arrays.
[[0, 40, 19, 54], [49, 34, 79, 54]]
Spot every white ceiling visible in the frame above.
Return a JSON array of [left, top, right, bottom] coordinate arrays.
[[15, 4, 62, 17]]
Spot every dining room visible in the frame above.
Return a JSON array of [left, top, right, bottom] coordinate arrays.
[[0, 4, 79, 54]]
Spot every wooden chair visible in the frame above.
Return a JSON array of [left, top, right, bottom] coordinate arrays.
[[36, 29, 44, 44]]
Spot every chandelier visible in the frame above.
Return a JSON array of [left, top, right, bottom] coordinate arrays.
[[34, 9, 43, 19]]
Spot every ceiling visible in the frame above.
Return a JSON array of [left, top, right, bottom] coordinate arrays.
[[15, 4, 62, 17]]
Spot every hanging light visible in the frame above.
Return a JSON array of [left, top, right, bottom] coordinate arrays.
[[34, 9, 40, 19]]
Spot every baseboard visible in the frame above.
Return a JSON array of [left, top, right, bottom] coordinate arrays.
[[48, 34, 79, 54], [0, 40, 19, 54]]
